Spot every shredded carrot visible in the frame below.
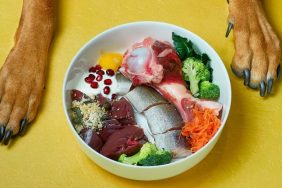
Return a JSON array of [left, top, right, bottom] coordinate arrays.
[[181, 106, 221, 153]]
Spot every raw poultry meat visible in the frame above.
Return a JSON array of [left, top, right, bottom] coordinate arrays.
[[120, 37, 222, 122]]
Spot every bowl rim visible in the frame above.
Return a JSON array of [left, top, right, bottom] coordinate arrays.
[[62, 21, 232, 169]]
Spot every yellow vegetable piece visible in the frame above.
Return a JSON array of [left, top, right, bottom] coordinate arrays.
[[98, 53, 123, 71]]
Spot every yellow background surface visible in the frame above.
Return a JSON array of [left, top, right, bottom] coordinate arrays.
[[1, 0, 282, 187]]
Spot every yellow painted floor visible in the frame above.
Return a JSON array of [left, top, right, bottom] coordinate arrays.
[[0, 0, 282, 187]]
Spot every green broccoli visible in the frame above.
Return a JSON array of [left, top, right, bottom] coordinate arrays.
[[182, 58, 211, 96], [138, 150, 172, 166], [118, 143, 172, 166], [199, 81, 220, 100]]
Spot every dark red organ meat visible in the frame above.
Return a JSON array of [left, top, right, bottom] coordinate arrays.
[[80, 128, 103, 152], [111, 97, 136, 125], [99, 119, 123, 142], [100, 126, 145, 160], [71, 89, 88, 101]]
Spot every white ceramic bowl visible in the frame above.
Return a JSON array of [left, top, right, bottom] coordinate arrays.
[[63, 21, 232, 181]]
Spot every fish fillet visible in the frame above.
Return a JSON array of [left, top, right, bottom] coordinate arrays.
[[154, 130, 191, 158], [144, 104, 183, 135], [125, 86, 168, 113]]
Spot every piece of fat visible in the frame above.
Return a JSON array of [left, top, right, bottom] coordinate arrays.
[[125, 85, 168, 113], [154, 130, 192, 158], [144, 104, 183, 135], [115, 72, 132, 95]]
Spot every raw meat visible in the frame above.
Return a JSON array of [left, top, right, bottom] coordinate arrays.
[[144, 104, 183, 134], [153, 130, 191, 158], [120, 37, 222, 122], [100, 126, 146, 160], [80, 128, 104, 152], [99, 119, 123, 142], [125, 85, 168, 113], [111, 97, 136, 125]]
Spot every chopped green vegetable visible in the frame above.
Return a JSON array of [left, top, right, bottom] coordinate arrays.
[[172, 32, 213, 82], [138, 149, 172, 166], [199, 81, 220, 100], [172, 32, 220, 100], [172, 32, 196, 61], [182, 58, 211, 96], [71, 107, 83, 125], [201, 53, 213, 81], [118, 142, 172, 166]]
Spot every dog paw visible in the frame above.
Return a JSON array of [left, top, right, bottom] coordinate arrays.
[[0, 45, 46, 145], [227, 0, 281, 96]]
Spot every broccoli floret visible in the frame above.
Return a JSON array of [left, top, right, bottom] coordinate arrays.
[[118, 143, 157, 165], [118, 143, 172, 166], [199, 81, 220, 100], [118, 153, 140, 165], [138, 150, 172, 166], [182, 58, 211, 96]]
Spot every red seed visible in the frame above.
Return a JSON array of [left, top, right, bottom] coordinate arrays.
[[84, 76, 93, 84], [97, 70, 105, 75], [96, 75, 103, 81], [89, 67, 96, 73], [91, 82, 99, 89], [103, 86, 110, 95], [88, 74, 95, 80], [95, 65, 102, 71], [111, 94, 117, 100], [89, 65, 101, 73], [106, 69, 115, 76], [104, 79, 112, 85]]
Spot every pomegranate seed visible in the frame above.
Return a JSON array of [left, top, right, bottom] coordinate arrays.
[[96, 75, 103, 81], [84, 76, 93, 84], [94, 65, 102, 71], [90, 82, 99, 89], [97, 70, 105, 75], [88, 74, 95, 80], [104, 79, 112, 85], [89, 65, 101, 72], [89, 67, 96, 73], [111, 94, 117, 100], [106, 69, 115, 76], [103, 86, 110, 95]]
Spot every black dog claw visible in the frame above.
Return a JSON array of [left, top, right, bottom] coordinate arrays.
[[243, 69, 250, 86], [0, 125, 5, 142], [267, 78, 273, 95], [277, 65, 281, 79], [19, 119, 28, 136], [225, 22, 233, 38], [260, 81, 266, 97], [3, 128, 13, 145]]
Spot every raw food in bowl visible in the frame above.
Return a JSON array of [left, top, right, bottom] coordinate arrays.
[[63, 21, 231, 180]]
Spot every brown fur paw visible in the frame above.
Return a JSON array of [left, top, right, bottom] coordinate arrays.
[[228, 0, 281, 96], [0, 46, 46, 145]]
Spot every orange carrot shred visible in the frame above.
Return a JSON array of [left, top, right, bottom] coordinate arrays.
[[181, 106, 221, 153]]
